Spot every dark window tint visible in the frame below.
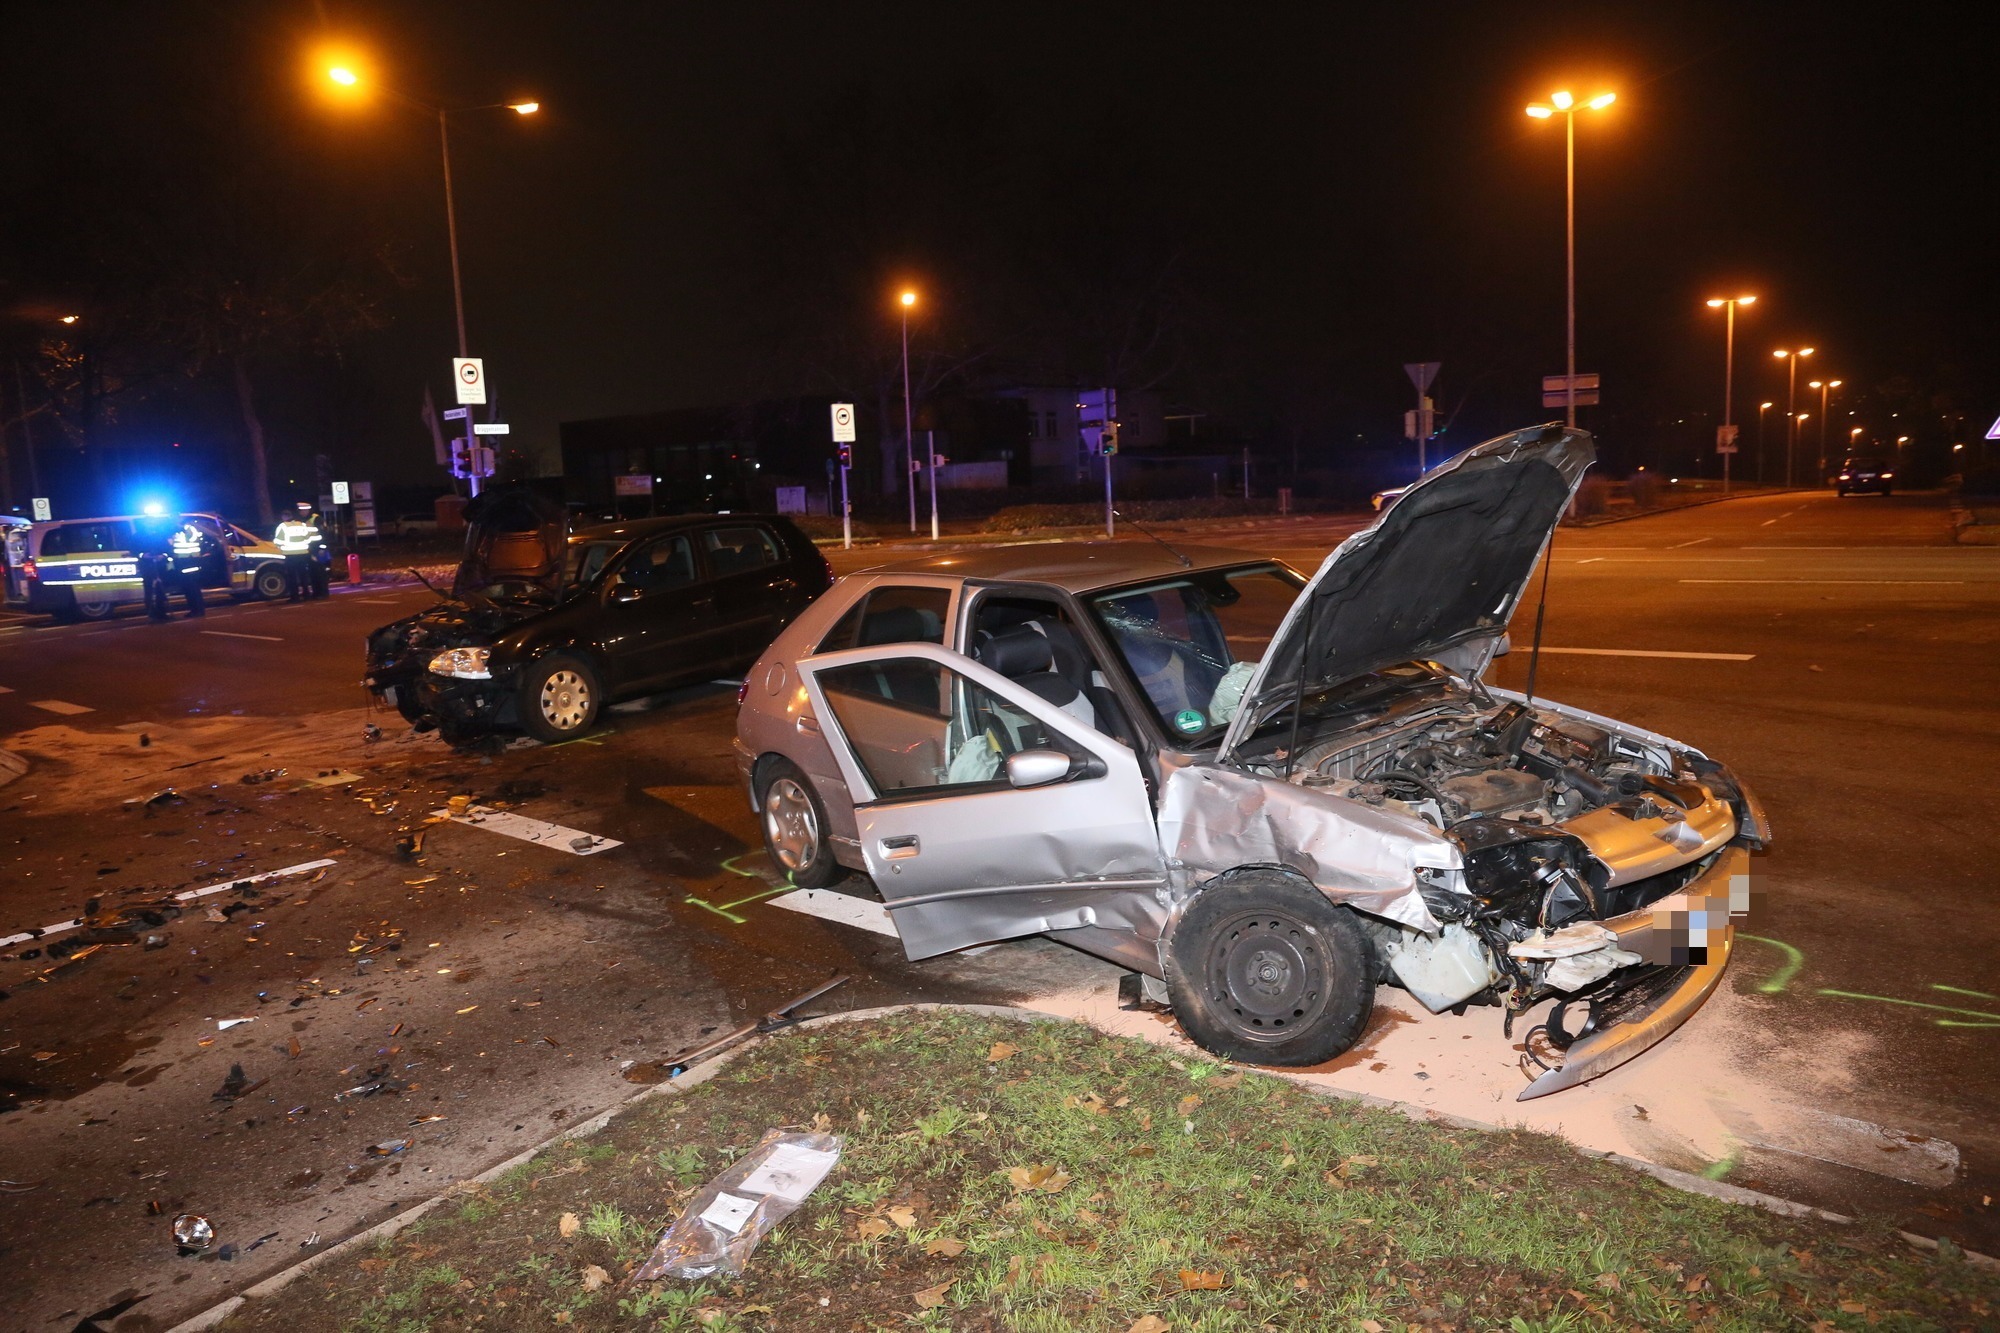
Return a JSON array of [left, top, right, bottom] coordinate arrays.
[[40, 522, 133, 557], [818, 585, 950, 653], [611, 535, 695, 595], [702, 525, 782, 576]]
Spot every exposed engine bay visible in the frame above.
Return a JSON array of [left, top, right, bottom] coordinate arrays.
[[1233, 667, 1753, 1047]]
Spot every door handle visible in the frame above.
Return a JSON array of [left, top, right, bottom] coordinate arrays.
[[879, 834, 920, 859], [795, 714, 820, 735]]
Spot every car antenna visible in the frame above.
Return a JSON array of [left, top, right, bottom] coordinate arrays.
[[1111, 510, 1191, 567]]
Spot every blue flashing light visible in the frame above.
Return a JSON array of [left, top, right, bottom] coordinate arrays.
[[140, 501, 169, 517]]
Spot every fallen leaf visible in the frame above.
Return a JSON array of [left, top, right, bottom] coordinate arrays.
[[581, 1264, 609, 1291], [1279, 1153, 1296, 1168], [558, 1212, 580, 1238], [855, 1217, 892, 1240], [1177, 1094, 1202, 1117], [1683, 1272, 1708, 1293], [1006, 1164, 1073, 1194], [1360, 1321, 1385, 1333], [455, 1005, 478, 1015], [811, 1111, 832, 1133], [1594, 1271, 1621, 1291], [886, 1205, 918, 1230], [1209, 1072, 1245, 1089], [691, 1310, 724, 1328], [553, 1314, 572, 1326], [1127, 1317, 1170, 1333], [913, 1279, 953, 1310], [987, 1041, 1019, 1061], [1178, 1269, 1228, 1291], [1838, 1301, 1867, 1314], [1136, 1108, 1153, 1131], [923, 1236, 967, 1257]]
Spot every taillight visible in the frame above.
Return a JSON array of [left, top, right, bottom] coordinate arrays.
[[22, 558, 37, 581], [736, 678, 751, 705]]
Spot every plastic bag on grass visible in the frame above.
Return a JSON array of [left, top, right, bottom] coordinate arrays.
[[634, 1129, 842, 1280]]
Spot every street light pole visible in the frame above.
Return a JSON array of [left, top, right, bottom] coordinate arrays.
[[1526, 90, 1614, 427], [1706, 296, 1755, 494], [1757, 402, 1773, 484], [1774, 347, 1813, 487], [899, 291, 917, 532], [1815, 378, 1841, 481], [438, 109, 468, 360]]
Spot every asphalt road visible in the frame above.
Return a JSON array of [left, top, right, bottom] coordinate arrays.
[[2, 489, 1996, 1327]]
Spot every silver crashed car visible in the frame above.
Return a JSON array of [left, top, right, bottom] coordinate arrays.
[[733, 425, 1768, 1098]]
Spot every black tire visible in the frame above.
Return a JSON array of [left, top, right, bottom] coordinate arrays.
[[1836, 487, 1848, 497], [1162, 869, 1375, 1067], [517, 653, 601, 743], [755, 757, 839, 890], [253, 564, 290, 600], [75, 596, 116, 621]]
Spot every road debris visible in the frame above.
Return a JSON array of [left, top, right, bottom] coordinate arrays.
[[365, 1138, 413, 1157], [211, 1064, 267, 1100], [239, 769, 286, 785], [215, 1017, 256, 1030], [634, 1131, 842, 1280], [172, 1214, 214, 1255]]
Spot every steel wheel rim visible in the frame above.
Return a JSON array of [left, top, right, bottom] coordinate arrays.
[[1203, 910, 1330, 1043], [538, 669, 591, 732], [762, 777, 818, 873]]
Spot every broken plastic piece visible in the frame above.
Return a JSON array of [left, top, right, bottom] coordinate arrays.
[[634, 1130, 841, 1280], [145, 788, 184, 807], [366, 1138, 413, 1157], [215, 1017, 256, 1030], [172, 1213, 214, 1254]]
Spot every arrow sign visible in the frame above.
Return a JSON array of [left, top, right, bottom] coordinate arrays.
[[1404, 362, 1440, 394]]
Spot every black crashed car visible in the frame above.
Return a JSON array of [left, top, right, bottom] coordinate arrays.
[[365, 490, 833, 745]]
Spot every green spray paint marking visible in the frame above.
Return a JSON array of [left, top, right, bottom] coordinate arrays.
[[685, 854, 796, 923], [1935, 1019, 2000, 1029], [1933, 983, 1999, 1001], [543, 730, 608, 749], [1737, 934, 1804, 995], [1700, 1146, 1741, 1181], [1815, 989, 2000, 1025]]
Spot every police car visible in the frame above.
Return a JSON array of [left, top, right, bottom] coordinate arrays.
[[5, 512, 293, 621]]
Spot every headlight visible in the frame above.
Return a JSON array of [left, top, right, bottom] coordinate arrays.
[[1880, 472, 1893, 479], [428, 646, 493, 679]]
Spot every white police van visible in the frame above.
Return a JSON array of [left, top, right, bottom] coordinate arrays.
[[6, 513, 293, 621]]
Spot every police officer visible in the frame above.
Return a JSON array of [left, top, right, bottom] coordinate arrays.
[[273, 502, 318, 601], [169, 520, 216, 617], [133, 513, 178, 622], [306, 511, 331, 598]]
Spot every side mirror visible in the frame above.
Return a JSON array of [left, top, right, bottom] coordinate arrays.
[[1005, 749, 1072, 789], [610, 582, 644, 603]]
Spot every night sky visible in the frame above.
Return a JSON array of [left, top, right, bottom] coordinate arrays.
[[2, 1, 1994, 511]]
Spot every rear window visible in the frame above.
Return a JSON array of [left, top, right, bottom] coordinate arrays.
[[818, 585, 951, 653], [702, 525, 782, 575]]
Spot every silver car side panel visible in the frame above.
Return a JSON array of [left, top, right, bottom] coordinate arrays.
[[794, 641, 1165, 959], [1156, 764, 1450, 935]]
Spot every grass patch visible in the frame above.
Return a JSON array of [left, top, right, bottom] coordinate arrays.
[[220, 1012, 1998, 1331]]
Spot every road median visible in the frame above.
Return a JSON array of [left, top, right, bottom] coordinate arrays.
[[201, 1008, 1996, 1332]]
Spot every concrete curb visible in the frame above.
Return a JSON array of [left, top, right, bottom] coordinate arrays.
[[1567, 487, 1814, 528], [163, 1001, 1993, 1329], [0, 747, 26, 788]]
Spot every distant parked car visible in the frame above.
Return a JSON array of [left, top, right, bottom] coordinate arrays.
[[734, 425, 1767, 1098], [364, 492, 833, 745], [391, 513, 441, 535], [1835, 456, 1893, 496]]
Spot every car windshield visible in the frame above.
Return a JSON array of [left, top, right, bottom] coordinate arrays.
[[564, 540, 625, 589], [1085, 565, 1302, 744]]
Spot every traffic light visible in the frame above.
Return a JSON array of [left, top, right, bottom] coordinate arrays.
[[449, 439, 472, 477], [837, 441, 852, 468], [1102, 421, 1121, 456]]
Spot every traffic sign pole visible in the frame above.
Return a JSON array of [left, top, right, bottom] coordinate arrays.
[[830, 403, 857, 549]]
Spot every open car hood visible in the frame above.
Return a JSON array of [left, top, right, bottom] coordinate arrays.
[[1220, 423, 1593, 756], [453, 488, 570, 601]]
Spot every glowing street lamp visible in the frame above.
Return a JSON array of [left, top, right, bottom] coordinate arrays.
[[1525, 89, 1615, 427], [1758, 402, 1775, 483], [898, 290, 919, 532], [1808, 378, 1842, 481], [1773, 347, 1815, 486], [1705, 295, 1756, 492]]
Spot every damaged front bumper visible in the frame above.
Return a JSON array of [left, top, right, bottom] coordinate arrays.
[[1516, 843, 1749, 1099]]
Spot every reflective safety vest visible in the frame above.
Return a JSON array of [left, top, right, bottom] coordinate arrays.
[[171, 526, 204, 557], [273, 520, 316, 554]]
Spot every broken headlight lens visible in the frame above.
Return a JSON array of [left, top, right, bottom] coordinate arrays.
[[428, 646, 493, 679]]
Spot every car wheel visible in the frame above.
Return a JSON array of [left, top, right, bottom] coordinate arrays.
[[253, 564, 290, 600], [519, 654, 601, 743], [756, 757, 838, 889], [1163, 869, 1374, 1066], [75, 597, 115, 621]]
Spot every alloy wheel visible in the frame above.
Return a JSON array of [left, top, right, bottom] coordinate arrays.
[[538, 669, 592, 732], [762, 776, 819, 873]]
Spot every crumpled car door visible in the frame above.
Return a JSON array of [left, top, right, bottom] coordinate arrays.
[[796, 641, 1166, 959]]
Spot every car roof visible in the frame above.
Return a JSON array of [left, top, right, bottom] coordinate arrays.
[[567, 512, 788, 545], [867, 541, 1278, 594]]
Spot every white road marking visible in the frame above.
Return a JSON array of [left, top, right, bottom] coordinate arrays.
[[0, 684, 12, 693], [1745, 1110, 1961, 1188], [1670, 537, 1712, 547], [201, 630, 284, 642], [1680, 579, 1967, 585], [1572, 557, 1604, 564], [357, 598, 399, 604], [434, 804, 623, 855], [1532, 647, 1756, 661], [30, 699, 92, 714], [770, 888, 899, 937], [0, 857, 338, 950], [1760, 519, 1779, 526], [1744, 545, 1846, 550]]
